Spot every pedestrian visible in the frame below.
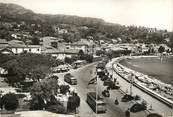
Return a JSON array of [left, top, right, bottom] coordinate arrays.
[[114, 97, 119, 105], [107, 86, 110, 91], [125, 108, 130, 117], [114, 78, 117, 83]]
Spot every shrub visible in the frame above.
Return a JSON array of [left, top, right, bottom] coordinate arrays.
[[0, 93, 19, 110], [67, 93, 80, 113], [29, 95, 45, 110], [46, 104, 66, 114], [59, 85, 70, 95]]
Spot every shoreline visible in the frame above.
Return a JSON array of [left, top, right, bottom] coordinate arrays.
[[106, 55, 173, 109], [119, 56, 173, 85]]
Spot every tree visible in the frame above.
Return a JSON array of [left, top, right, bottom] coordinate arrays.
[[31, 36, 40, 45], [30, 65, 50, 81], [168, 32, 173, 52], [84, 54, 93, 63], [78, 50, 85, 59], [59, 85, 70, 95], [96, 50, 105, 56], [29, 95, 45, 110], [0, 53, 15, 68], [46, 104, 66, 114], [158, 46, 165, 53], [30, 78, 59, 103], [3, 53, 56, 84], [67, 93, 80, 113], [64, 57, 72, 64], [30, 78, 59, 110], [0, 93, 19, 111]]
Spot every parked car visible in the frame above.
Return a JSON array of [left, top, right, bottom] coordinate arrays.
[[130, 103, 147, 113], [64, 73, 77, 85], [134, 95, 141, 100], [61, 67, 69, 72], [49, 75, 59, 80], [100, 75, 109, 81], [102, 90, 110, 97], [108, 84, 120, 90], [97, 70, 105, 78], [121, 94, 134, 102], [103, 79, 112, 86]]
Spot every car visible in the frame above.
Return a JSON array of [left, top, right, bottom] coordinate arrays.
[[134, 95, 141, 100], [108, 84, 120, 90], [103, 79, 112, 86], [64, 73, 77, 85], [49, 75, 59, 80], [121, 94, 134, 102], [100, 75, 109, 81], [96, 62, 105, 70], [102, 90, 110, 97], [130, 103, 147, 113], [97, 70, 105, 78], [61, 68, 69, 72]]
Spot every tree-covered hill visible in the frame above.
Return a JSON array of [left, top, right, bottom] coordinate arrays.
[[0, 3, 172, 46]]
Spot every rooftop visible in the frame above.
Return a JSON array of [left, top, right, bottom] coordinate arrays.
[[42, 48, 79, 54], [0, 39, 8, 44]]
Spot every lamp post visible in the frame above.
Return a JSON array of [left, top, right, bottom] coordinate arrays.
[[112, 63, 114, 78], [130, 73, 134, 96]]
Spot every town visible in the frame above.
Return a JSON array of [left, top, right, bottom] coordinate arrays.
[[0, 2, 173, 117]]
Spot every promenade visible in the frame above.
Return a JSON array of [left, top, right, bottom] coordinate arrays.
[[106, 56, 173, 117]]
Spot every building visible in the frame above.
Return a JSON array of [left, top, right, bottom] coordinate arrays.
[[0, 39, 8, 49], [42, 46, 79, 60], [0, 39, 41, 54], [66, 39, 94, 54], [40, 36, 60, 48], [0, 48, 13, 55], [9, 45, 41, 54]]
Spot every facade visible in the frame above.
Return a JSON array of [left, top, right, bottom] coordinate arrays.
[[42, 47, 79, 60], [40, 36, 59, 48], [0, 48, 13, 54], [0, 39, 9, 49], [9, 45, 41, 54], [66, 39, 94, 54], [0, 39, 41, 54]]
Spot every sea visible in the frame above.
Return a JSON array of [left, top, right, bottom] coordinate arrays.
[[119, 56, 173, 86]]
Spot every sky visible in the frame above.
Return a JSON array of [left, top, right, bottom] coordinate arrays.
[[0, 0, 173, 31]]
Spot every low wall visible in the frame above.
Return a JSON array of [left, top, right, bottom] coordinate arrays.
[[106, 56, 173, 114]]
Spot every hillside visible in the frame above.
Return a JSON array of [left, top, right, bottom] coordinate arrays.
[[0, 3, 104, 26], [0, 3, 172, 46]]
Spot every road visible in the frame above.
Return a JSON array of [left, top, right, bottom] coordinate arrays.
[[53, 61, 173, 117], [54, 63, 98, 117], [106, 59, 173, 117], [54, 62, 148, 117]]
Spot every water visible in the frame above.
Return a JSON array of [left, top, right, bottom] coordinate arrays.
[[120, 56, 173, 86]]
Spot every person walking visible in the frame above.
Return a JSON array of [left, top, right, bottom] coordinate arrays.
[[125, 108, 130, 117], [114, 97, 119, 105]]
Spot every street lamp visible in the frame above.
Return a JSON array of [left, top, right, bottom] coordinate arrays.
[[112, 63, 114, 79], [130, 72, 134, 96]]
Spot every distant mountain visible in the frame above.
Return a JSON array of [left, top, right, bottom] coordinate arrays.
[[0, 3, 33, 15], [0, 3, 105, 26], [0, 3, 47, 22]]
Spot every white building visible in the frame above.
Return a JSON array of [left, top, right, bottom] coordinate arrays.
[[9, 45, 41, 54]]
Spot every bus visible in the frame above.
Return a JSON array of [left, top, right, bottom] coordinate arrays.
[[86, 92, 107, 113]]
